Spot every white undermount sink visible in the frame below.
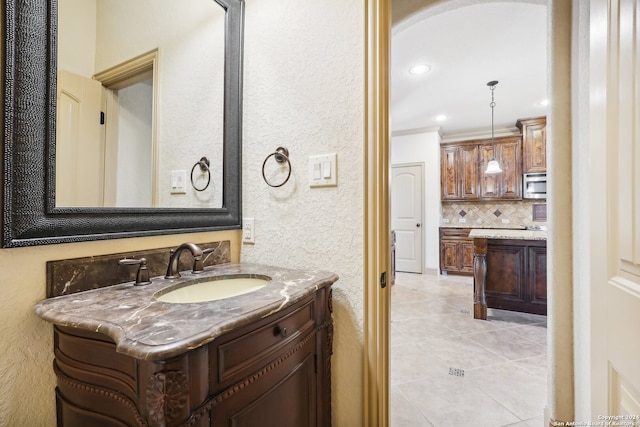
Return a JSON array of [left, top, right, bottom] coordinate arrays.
[[156, 276, 271, 304]]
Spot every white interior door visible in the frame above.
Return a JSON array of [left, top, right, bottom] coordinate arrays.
[[391, 163, 424, 273], [56, 69, 104, 207], [589, 0, 640, 417]]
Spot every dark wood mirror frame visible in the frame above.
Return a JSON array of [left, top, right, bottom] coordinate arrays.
[[1, 0, 244, 248]]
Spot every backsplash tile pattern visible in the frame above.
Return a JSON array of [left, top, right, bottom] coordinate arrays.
[[442, 201, 547, 228], [47, 240, 231, 297]]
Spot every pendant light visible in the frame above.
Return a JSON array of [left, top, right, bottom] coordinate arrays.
[[484, 80, 503, 174]]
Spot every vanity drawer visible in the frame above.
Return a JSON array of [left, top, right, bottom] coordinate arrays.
[[213, 296, 317, 389]]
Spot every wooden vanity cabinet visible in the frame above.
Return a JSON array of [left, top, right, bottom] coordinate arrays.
[[439, 228, 474, 275], [53, 287, 333, 427], [517, 116, 547, 174]]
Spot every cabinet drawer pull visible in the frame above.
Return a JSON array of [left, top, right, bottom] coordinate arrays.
[[274, 326, 287, 338]]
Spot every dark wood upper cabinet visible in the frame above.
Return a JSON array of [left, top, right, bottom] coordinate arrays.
[[479, 136, 522, 200], [440, 145, 479, 201], [440, 135, 521, 201], [517, 116, 547, 174]]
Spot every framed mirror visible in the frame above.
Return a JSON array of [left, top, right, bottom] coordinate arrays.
[[1, 0, 244, 247]]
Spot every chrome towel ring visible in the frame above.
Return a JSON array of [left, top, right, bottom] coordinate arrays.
[[262, 147, 292, 188], [190, 156, 211, 191]]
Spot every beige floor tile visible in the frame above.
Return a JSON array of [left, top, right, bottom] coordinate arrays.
[[512, 355, 547, 379], [391, 299, 461, 321], [466, 329, 546, 361], [390, 341, 451, 386], [525, 415, 546, 426], [420, 334, 509, 370], [390, 385, 435, 427], [397, 375, 521, 427], [466, 362, 547, 420], [390, 271, 548, 427], [508, 322, 548, 346], [427, 312, 506, 335], [391, 317, 461, 341]]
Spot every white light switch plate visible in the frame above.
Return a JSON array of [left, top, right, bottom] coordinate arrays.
[[309, 153, 337, 187], [171, 170, 187, 194]]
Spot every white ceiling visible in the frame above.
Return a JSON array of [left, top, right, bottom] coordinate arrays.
[[390, 2, 548, 137]]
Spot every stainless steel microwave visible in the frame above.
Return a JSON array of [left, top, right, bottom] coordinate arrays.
[[523, 173, 547, 199]]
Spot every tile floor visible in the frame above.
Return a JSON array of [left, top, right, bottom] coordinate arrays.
[[390, 271, 547, 427]]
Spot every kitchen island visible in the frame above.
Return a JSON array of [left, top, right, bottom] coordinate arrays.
[[469, 228, 547, 320]]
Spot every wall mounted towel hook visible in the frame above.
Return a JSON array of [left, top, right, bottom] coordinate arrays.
[[262, 147, 292, 188], [190, 156, 211, 191]]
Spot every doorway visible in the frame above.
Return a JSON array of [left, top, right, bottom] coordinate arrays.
[[391, 163, 424, 274], [384, 1, 546, 427]]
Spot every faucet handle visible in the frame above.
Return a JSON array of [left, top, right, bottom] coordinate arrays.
[[119, 257, 152, 286]]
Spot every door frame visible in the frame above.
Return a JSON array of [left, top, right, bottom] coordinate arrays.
[[363, 0, 575, 425], [391, 162, 424, 274]]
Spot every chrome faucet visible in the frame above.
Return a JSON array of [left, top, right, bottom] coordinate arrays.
[[165, 242, 205, 279]]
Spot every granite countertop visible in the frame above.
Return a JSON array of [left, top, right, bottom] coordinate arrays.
[[468, 228, 547, 240], [34, 262, 339, 361], [440, 224, 527, 229]]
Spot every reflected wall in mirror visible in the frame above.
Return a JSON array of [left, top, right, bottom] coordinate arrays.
[[57, 0, 225, 208], [1, 0, 243, 247]]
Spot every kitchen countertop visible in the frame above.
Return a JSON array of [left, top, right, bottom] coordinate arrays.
[[34, 262, 338, 361], [469, 228, 547, 240], [440, 224, 528, 229]]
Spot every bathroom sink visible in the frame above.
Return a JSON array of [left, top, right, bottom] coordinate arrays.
[[156, 276, 271, 304]]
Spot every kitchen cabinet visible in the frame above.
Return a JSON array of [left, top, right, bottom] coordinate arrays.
[[517, 116, 547, 173], [52, 288, 333, 427], [439, 228, 474, 275], [478, 136, 523, 200], [484, 239, 547, 315], [440, 135, 522, 201], [440, 145, 479, 200]]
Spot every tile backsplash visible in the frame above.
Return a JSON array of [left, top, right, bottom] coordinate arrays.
[[441, 201, 547, 228]]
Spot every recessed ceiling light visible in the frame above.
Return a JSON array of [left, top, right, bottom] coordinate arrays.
[[435, 114, 447, 122], [538, 98, 549, 106], [409, 64, 431, 75]]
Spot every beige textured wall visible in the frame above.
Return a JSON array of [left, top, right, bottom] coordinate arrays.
[[240, 0, 365, 425], [0, 231, 240, 426], [2, 1, 365, 426]]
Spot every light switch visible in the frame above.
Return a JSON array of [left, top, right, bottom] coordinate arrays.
[[309, 153, 337, 187], [171, 170, 187, 194], [322, 161, 332, 178]]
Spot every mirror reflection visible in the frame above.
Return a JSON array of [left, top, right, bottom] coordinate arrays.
[[57, 0, 224, 208]]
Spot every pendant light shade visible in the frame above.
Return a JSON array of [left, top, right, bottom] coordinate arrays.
[[484, 80, 503, 175], [485, 159, 503, 174]]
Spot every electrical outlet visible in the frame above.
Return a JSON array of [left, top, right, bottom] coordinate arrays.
[[501, 219, 510, 224], [242, 218, 255, 243]]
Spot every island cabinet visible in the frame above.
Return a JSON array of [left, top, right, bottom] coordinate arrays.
[[440, 135, 522, 201], [53, 287, 333, 427], [517, 116, 547, 174], [439, 228, 474, 275], [484, 239, 547, 315]]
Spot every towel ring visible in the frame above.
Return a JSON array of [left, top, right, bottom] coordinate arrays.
[[190, 157, 211, 192], [262, 147, 292, 188]]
